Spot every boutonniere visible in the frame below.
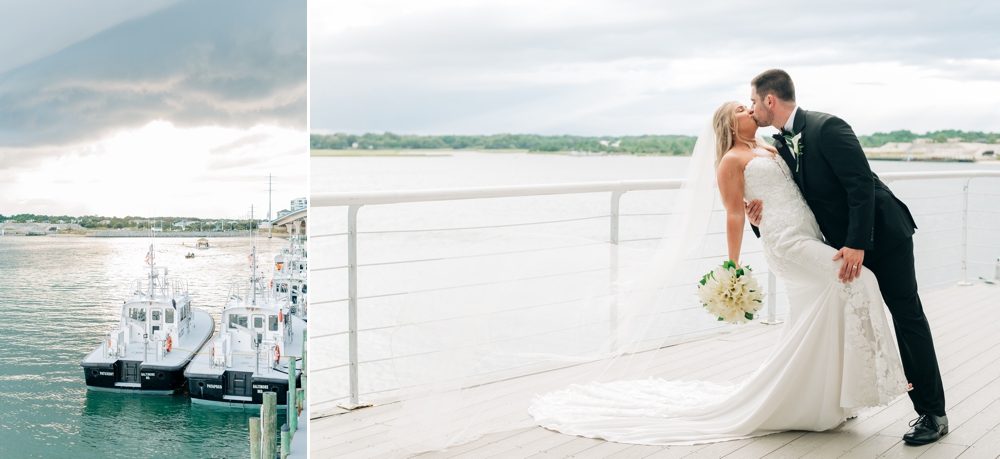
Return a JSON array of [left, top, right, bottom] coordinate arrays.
[[783, 132, 805, 172]]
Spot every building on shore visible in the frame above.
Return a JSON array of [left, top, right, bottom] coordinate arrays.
[[865, 138, 998, 162], [0, 222, 85, 235]]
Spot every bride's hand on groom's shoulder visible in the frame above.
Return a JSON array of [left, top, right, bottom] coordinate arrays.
[[745, 200, 762, 226]]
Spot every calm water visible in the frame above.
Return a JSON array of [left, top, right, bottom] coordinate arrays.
[[311, 152, 1000, 408], [0, 235, 290, 458]]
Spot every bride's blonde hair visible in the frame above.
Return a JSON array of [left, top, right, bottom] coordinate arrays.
[[712, 101, 776, 169]]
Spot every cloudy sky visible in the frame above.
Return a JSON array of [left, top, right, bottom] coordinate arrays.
[[0, 0, 306, 218], [312, 0, 1000, 138]]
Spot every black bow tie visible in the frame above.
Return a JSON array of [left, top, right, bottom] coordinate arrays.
[[779, 128, 793, 137]]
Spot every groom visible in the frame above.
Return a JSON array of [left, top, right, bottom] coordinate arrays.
[[744, 69, 947, 445]]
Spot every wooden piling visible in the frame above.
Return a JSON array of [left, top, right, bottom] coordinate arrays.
[[280, 423, 290, 459], [301, 330, 307, 400], [288, 356, 297, 435], [249, 416, 262, 459], [296, 388, 304, 416], [262, 392, 278, 459]]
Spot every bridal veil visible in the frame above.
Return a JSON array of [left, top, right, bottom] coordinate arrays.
[[384, 122, 776, 453]]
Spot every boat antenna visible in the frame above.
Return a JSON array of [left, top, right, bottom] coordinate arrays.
[[145, 243, 156, 297], [267, 173, 273, 239]]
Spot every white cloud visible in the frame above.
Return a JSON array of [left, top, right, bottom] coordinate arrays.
[[0, 121, 306, 218], [311, 0, 1000, 136], [0, 1, 307, 217]]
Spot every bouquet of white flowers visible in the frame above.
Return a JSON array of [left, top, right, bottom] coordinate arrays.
[[696, 260, 765, 324]]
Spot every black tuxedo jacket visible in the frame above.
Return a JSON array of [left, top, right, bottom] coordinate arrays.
[[751, 108, 917, 261]]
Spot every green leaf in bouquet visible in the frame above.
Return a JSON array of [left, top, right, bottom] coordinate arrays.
[[717, 317, 724, 321], [699, 270, 715, 286], [744, 312, 754, 320], [722, 260, 737, 270]]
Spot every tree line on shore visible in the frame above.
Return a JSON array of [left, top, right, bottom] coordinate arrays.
[[312, 130, 1000, 155], [0, 214, 260, 231]]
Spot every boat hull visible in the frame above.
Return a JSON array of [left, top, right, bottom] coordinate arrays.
[[82, 360, 187, 394], [187, 371, 301, 407]]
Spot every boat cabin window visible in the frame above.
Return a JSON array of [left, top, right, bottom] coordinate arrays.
[[253, 315, 265, 329], [151, 310, 161, 321], [228, 314, 248, 329], [129, 307, 147, 322], [165, 309, 174, 324], [268, 315, 278, 331], [301, 285, 307, 294]]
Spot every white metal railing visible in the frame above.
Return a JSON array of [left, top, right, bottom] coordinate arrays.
[[313, 170, 1000, 410]]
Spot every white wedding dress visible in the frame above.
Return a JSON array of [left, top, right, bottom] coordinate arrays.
[[528, 154, 909, 445]]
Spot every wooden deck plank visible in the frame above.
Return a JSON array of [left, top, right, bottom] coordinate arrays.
[[312, 285, 1000, 459], [943, 399, 1000, 447], [958, 425, 1000, 458], [913, 442, 968, 459], [722, 432, 808, 458], [567, 439, 635, 458], [871, 434, 934, 458], [835, 433, 900, 458]]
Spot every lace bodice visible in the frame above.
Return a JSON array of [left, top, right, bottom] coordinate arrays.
[[743, 155, 823, 253]]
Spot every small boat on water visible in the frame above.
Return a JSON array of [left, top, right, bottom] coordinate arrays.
[[81, 245, 215, 394], [196, 238, 210, 249], [185, 252, 195, 259], [271, 237, 307, 321], [185, 245, 304, 407]]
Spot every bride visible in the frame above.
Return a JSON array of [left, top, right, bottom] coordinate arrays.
[[526, 101, 909, 445]]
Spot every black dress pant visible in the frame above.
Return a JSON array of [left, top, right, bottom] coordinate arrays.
[[864, 236, 946, 417]]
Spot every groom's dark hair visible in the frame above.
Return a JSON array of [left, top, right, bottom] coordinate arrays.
[[751, 69, 795, 103]]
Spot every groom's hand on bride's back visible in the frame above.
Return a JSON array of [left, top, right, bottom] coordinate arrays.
[[745, 200, 763, 226]]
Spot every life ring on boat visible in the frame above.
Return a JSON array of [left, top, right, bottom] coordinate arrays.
[[107, 339, 112, 349], [275, 345, 280, 363], [270, 280, 273, 288], [165, 335, 173, 352], [278, 313, 283, 323]]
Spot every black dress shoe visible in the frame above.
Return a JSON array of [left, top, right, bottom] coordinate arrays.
[[903, 414, 948, 445]]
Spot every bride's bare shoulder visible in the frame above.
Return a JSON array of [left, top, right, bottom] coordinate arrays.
[[718, 149, 748, 173]]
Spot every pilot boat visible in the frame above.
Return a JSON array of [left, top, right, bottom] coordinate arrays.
[[184, 246, 304, 407], [270, 237, 307, 321], [81, 245, 215, 394]]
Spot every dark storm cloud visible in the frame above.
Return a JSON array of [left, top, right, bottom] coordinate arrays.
[[312, 0, 1000, 136], [0, 0, 306, 149]]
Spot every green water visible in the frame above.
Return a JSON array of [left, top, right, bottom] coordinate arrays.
[[0, 235, 291, 458]]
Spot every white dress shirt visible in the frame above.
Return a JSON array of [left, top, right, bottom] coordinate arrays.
[[783, 105, 799, 134]]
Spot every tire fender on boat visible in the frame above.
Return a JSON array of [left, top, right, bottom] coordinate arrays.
[[165, 335, 173, 353]]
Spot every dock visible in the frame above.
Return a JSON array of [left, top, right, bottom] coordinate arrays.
[[312, 283, 1000, 458]]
